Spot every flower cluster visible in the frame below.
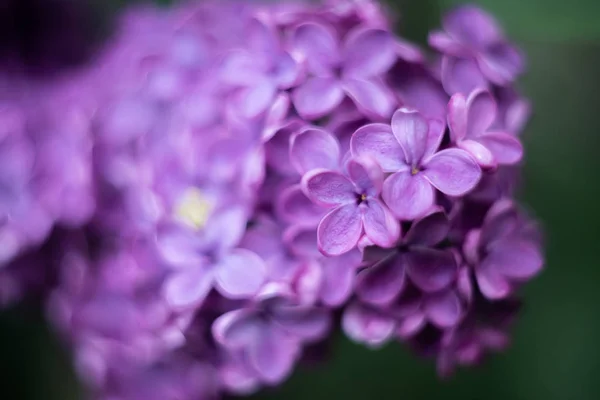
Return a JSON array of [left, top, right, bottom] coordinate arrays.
[[0, 0, 543, 398]]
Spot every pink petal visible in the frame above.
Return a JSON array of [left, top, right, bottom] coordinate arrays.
[[390, 108, 429, 165], [317, 204, 362, 256], [342, 78, 395, 119], [362, 199, 400, 248], [406, 248, 457, 292], [292, 77, 344, 120], [291, 22, 340, 74], [466, 88, 497, 138], [356, 255, 405, 306], [423, 148, 482, 196], [397, 314, 426, 338], [382, 171, 435, 220], [290, 128, 341, 175], [342, 28, 396, 78], [477, 131, 523, 165], [302, 169, 355, 206], [424, 290, 462, 328], [350, 123, 407, 172], [214, 249, 266, 298]]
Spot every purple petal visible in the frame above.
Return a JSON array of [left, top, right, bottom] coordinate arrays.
[[457, 139, 495, 168], [478, 43, 524, 85], [477, 131, 523, 165], [342, 302, 395, 348], [390, 108, 429, 165], [404, 209, 450, 247], [276, 184, 325, 226], [476, 265, 511, 300], [273, 51, 302, 89], [214, 249, 266, 298], [317, 203, 362, 256], [342, 28, 396, 78], [220, 51, 265, 86], [424, 290, 462, 328], [441, 56, 488, 95], [484, 238, 543, 279], [346, 156, 383, 195], [163, 268, 213, 309], [397, 314, 426, 338], [292, 77, 344, 120], [480, 199, 519, 246], [302, 169, 355, 206], [342, 78, 395, 118], [406, 248, 457, 292], [423, 148, 481, 196], [382, 171, 435, 220], [263, 94, 291, 142], [265, 119, 302, 175], [356, 254, 405, 306], [248, 327, 300, 384], [362, 199, 400, 248], [283, 226, 320, 258], [234, 80, 277, 118], [428, 31, 467, 56], [443, 5, 502, 49], [212, 309, 262, 349], [350, 123, 406, 172], [466, 89, 497, 138], [320, 249, 362, 306], [447, 92, 468, 144], [290, 128, 341, 175], [291, 22, 339, 74], [272, 306, 330, 341], [248, 17, 279, 56], [424, 118, 446, 159]]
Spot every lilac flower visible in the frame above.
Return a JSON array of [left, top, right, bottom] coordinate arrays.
[[220, 17, 301, 118], [342, 301, 396, 348], [291, 22, 397, 119], [429, 5, 524, 93], [356, 209, 458, 306], [302, 156, 400, 256], [159, 206, 266, 309], [212, 283, 330, 385], [463, 199, 543, 300], [351, 108, 481, 220], [448, 89, 524, 168]]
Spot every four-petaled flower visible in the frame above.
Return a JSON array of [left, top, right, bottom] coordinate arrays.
[[302, 157, 400, 256], [291, 22, 397, 119], [448, 89, 523, 168], [352, 108, 482, 220]]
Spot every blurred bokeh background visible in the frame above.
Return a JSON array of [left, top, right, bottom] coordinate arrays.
[[1, 0, 599, 398]]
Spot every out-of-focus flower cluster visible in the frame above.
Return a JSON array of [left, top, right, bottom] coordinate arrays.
[[0, 0, 543, 398]]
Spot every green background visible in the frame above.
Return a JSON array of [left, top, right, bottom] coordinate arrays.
[[2, 0, 600, 398]]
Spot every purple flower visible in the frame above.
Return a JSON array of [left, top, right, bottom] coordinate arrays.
[[429, 5, 524, 93], [342, 301, 396, 348], [448, 89, 524, 168], [351, 108, 481, 220], [356, 209, 458, 305], [221, 17, 301, 118], [302, 156, 400, 256], [212, 283, 330, 385], [291, 22, 396, 119], [464, 199, 543, 300]]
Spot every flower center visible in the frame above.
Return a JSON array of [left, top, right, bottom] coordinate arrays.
[[173, 187, 213, 230], [356, 192, 368, 204], [411, 166, 420, 175]]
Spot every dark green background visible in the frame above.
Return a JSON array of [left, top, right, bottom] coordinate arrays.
[[2, 0, 599, 398]]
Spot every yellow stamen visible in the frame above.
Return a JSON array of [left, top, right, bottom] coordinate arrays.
[[173, 187, 213, 230], [411, 167, 420, 175], [360, 193, 368, 201]]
